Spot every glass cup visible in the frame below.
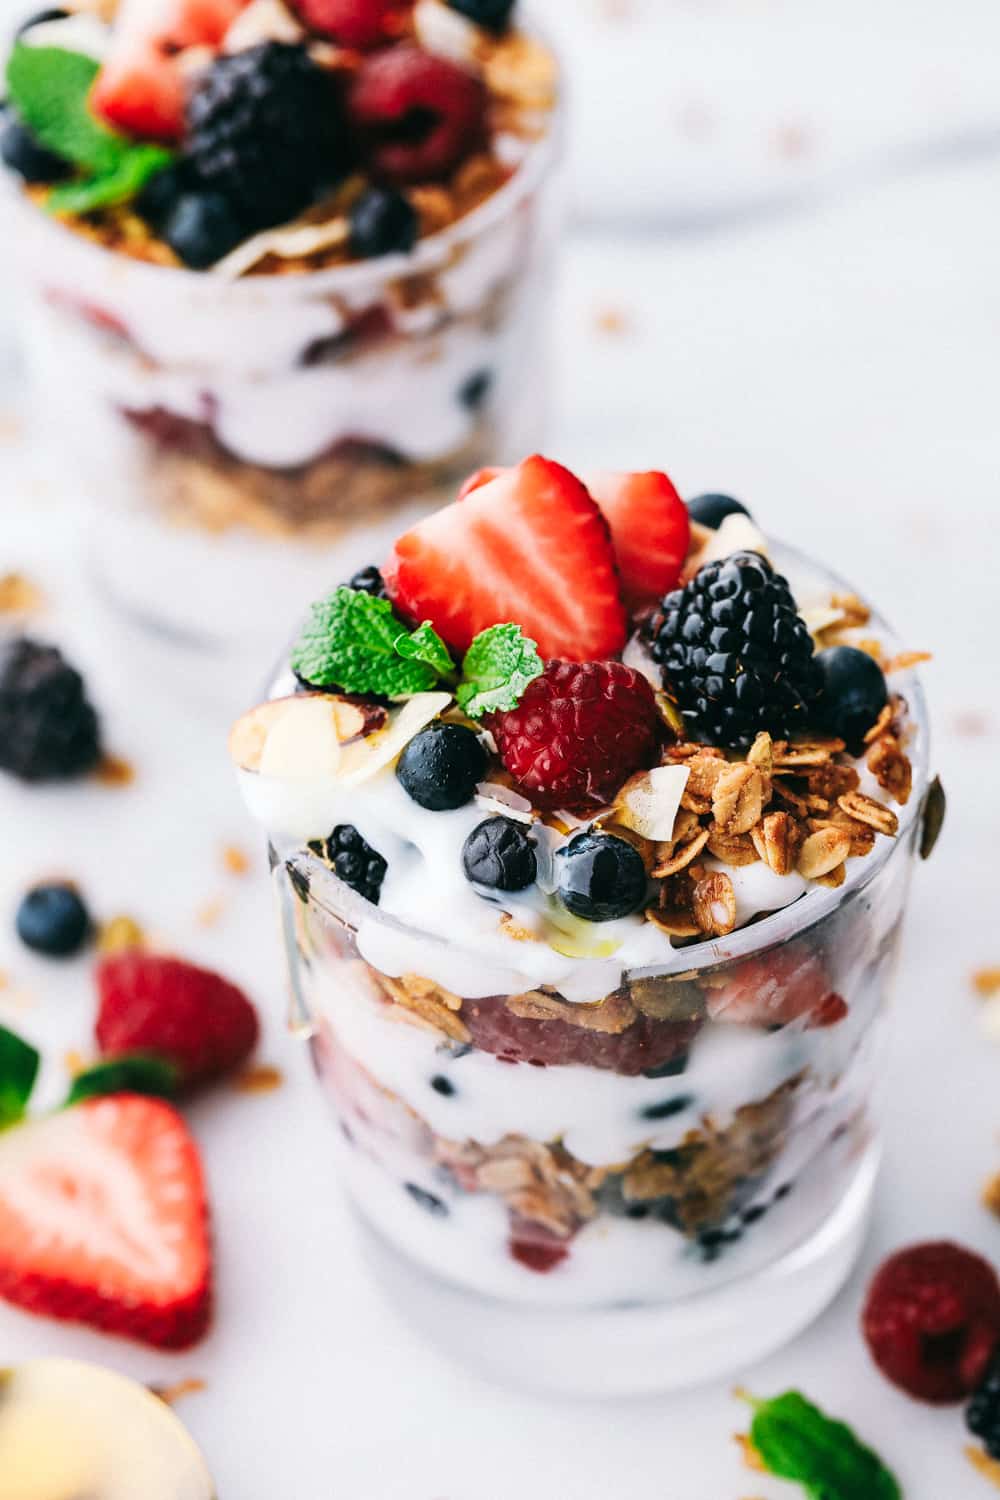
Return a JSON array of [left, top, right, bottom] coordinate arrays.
[[261, 568, 933, 1396], [4, 110, 561, 651]]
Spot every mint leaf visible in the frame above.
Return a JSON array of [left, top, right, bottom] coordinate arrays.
[[0, 1026, 40, 1129], [48, 145, 173, 215], [66, 1054, 179, 1106], [456, 624, 543, 719], [744, 1390, 900, 1500], [291, 588, 446, 698], [6, 45, 123, 174], [394, 621, 455, 680]]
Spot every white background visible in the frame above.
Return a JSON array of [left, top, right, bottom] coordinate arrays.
[[2, 4, 1000, 1496]]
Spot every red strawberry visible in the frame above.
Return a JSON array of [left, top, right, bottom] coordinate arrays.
[[383, 456, 628, 660], [585, 470, 690, 608], [348, 45, 487, 184], [456, 466, 503, 501], [294, 0, 405, 47], [96, 952, 259, 1089], [705, 946, 847, 1029], [0, 1095, 211, 1349]]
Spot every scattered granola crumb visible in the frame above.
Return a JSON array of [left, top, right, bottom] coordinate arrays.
[[64, 1049, 88, 1078], [883, 650, 933, 674], [734, 1432, 767, 1472], [196, 896, 226, 929], [151, 1377, 207, 1406], [97, 914, 146, 954], [973, 969, 1000, 998], [94, 753, 135, 787], [967, 1445, 1000, 1489], [222, 843, 251, 876], [0, 572, 44, 614], [594, 306, 632, 337], [983, 1174, 1000, 1221], [233, 1063, 284, 1094]]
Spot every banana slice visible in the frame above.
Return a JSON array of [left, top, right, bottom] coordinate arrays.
[[0, 1359, 214, 1500]]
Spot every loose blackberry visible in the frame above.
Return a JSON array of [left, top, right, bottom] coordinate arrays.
[[0, 637, 101, 782], [324, 824, 387, 904], [343, 564, 388, 599], [967, 1354, 1000, 1461], [184, 43, 353, 235], [649, 551, 822, 749]]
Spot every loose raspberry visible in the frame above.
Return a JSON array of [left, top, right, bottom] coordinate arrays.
[[490, 660, 662, 811], [348, 45, 487, 184], [96, 952, 259, 1089], [862, 1241, 1000, 1404], [293, 0, 404, 47], [463, 994, 698, 1075], [706, 946, 847, 1030]]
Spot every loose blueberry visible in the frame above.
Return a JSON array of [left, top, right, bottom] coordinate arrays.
[[430, 1074, 455, 1096], [349, 186, 419, 258], [162, 191, 245, 270], [556, 832, 648, 922], [639, 1093, 694, 1122], [396, 722, 487, 811], [458, 369, 493, 410], [405, 1182, 449, 1217], [462, 816, 537, 892], [815, 645, 889, 751], [15, 882, 91, 958], [0, 115, 71, 184], [445, 0, 515, 34], [686, 493, 751, 530]]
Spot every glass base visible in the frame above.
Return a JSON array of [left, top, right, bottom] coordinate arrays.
[[355, 1147, 878, 1397]]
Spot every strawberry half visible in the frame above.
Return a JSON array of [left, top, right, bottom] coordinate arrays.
[[0, 1095, 211, 1349], [706, 946, 847, 1029], [383, 455, 627, 661], [585, 470, 690, 609]]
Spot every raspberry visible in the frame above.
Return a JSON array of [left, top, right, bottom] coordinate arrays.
[[96, 952, 259, 1089], [463, 995, 698, 1076], [490, 660, 663, 811], [293, 0, 404, 47], [862, 1241, 1000, 1404], [348, 45, 487, 184]]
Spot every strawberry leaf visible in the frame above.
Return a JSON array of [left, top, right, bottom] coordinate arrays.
[[456, 624, 543, 719], [744, 1390, 901, 1500], [5, 45, 124, 174], [66, 1054, 179, 1106], [0, 1025, 41, 1129], [291, 587, 451, 698]]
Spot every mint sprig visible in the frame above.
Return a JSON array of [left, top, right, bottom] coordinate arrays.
[[739, 1389, 900, 1500], [0, 1025, 40, 1130], [6, 44, 174, 214], [65, 1054, 179, 1107], [457, 623, 542, 719], [291, 588, 455, 697]]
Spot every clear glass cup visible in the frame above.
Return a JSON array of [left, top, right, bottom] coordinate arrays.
[[262, 574, 933, 1396], [4, 111, 561, 651]]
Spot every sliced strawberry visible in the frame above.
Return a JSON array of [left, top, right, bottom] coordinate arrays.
[[383, 455, 627, 661], [585, 470, 690, 609], [0, 1095, 211, 1349], [456, 466, 503, 501], [706, 946, 847, 1029]]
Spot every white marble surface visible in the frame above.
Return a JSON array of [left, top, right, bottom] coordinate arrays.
[[1, 133, 1000, 1500]]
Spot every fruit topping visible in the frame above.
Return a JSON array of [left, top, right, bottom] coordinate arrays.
[[91, 39, 187, 142], [185, 41, 353, 235], [463, 993, 698, 1075], [293, 0, 405, 47], [384, 457, 628, 662], [0, 112, 72, 183], [343, 563, 390, 598], [0, 1094, 211, 1348], [162, 188, 246, 267], [319, 823, 388, 903], [0, 636, 101, 783], [446, 0, 516, 34], [462, 815, 537, 891], [687, 492, 751, 529], [555, 831, 648, 922], [349, 184, 419, 258], [15, 882, 91, 958], [96, 951, 259, 1089], [348, 44, 487, 185], [967, 1351, 1000, 1462], [585, 469, 690, 608], [705, 946, 846, 1029], [490, 659, 661, 811], [649, 550, 822, 750], [862, 1241, 1000, 1403], [815, 645, 889, 754], [396, 720, 487, 809]]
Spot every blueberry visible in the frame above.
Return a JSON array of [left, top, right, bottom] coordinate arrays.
[[430, 1074, 455, 1096], [639, 1093, 694, 1122], [136, 161, 191, 232], [162, 191, 245, 270], [556, 832, 648, 922], [396, 722, 487, 811], [686, 493, 751, 530], [445, 0, 515, 33], [641, 1053, 689, 1079], [15, 883, 91, 958], [349, 187, 419, 259], [342, 564, 388, 599], [15, 8, 69, 36], [815, 645, 888, 752], [462, 816, 537, 892], [0, 115, 71, 184], [405, 1182, 449, 1217], [459, 369, 493, 410]]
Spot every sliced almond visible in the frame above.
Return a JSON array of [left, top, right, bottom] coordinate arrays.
[[338, 692, 454, 785], [692, 872, 737, 936], [229, 694, 369, 775]]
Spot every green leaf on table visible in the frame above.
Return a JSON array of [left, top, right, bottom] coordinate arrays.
[[740, 1389, 901, 1500], [0, 1025, 41, 1129], [291, 587, 453, 698], [456, 623, 543, 719], [66, 1054, 179, 1106], [5, 45, 122, 174], [48, 145, 174, 215]]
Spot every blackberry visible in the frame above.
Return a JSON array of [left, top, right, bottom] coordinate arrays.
[[184, 43, 353, 235], [649, 550, 822, 749], [343, 564, 388, 599], [0, 637, 101, 782], [967, 1354, 1000, 1461], [323, 825, 387, 904]]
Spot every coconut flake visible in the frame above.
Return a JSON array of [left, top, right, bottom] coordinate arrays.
[[613, 765, 690, 842], [622, 632, 662, 689], [212, 216, 350, 278], [414, 0, 483, 68], [475, 782, 534, 824], [531, 821, 565, 894], [223, 0, 304, 51], [694, 513, 770, 570], [338, 693, 454, 786]]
